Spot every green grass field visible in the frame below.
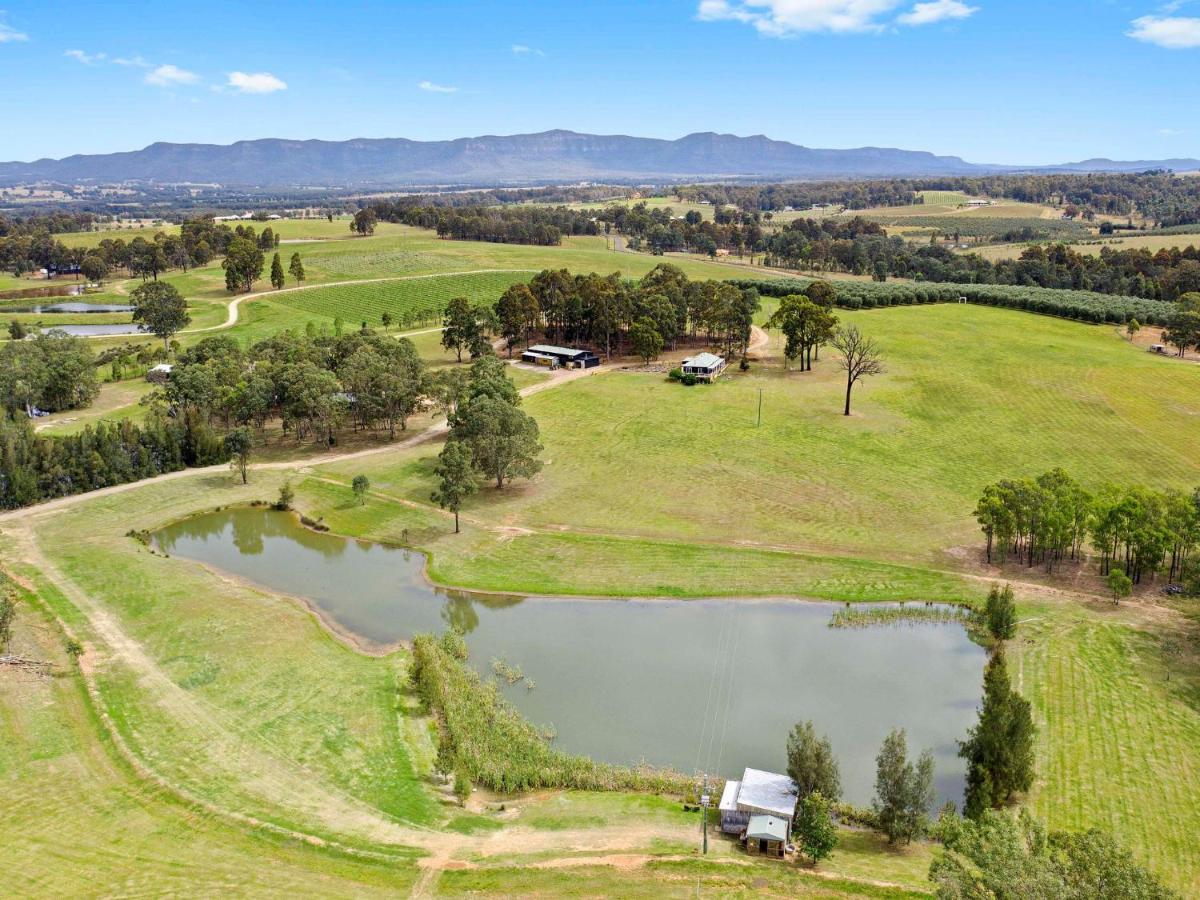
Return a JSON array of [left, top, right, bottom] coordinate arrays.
[[320, 305, 1200, 575], [17, 224, 782, 354]]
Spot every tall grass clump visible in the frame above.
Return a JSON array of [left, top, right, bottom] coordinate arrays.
[[411, 631, 693, 796], [827, 603, 974, 630]]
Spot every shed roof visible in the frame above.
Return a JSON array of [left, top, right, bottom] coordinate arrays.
[[718, 780, 742, 813], [528, 344, 594, 358], [736, 768, 797, 818], [745, 814, 789, 842], [521, 351, 557, 361], [682, 352, 725, 369]]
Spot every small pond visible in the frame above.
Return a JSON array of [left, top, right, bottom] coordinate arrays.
[[155, 507, 986, 807], [6, 302, 134, 314], [40, 323, 146, 336], [0, 284, 86, 300]]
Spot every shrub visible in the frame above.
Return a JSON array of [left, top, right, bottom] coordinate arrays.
[[667, 367, 683, 381], [681, 373, 698, 386], [273, 482, 295, 511]]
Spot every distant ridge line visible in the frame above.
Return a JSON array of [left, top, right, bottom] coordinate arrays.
[[1, 130, 1196, 188]]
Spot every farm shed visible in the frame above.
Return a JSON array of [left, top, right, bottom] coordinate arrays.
[[719, 767, 798, 837], [744, 815, 789, 858], [146, 363, 173, 383], [522, 344, 600, 369], [681, 352, 727, 381]]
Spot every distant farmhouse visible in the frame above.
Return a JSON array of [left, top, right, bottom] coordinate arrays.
[[520, 344, 601, 370]]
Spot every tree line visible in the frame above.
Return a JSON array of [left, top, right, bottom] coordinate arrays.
[[474, 263, 761, 361], [732, 276, 1175, 326], [785, 605, 1034, 863], [0, 411, 224, 509], [975, 469, 1200, 587], [365, 200, 602, 246], [681, 171, 1200, 228], [756, 218, 1200, 301], [0, 216, 300, 299]]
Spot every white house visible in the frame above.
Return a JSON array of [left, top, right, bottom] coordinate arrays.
[[680, 352, 727, 381]]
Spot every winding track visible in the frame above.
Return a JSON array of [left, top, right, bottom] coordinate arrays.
[[184, 268, 541, 333]]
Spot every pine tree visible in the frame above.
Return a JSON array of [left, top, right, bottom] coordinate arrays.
[[960, 651, 1035, 819], [270, 252, 285, 290], [288, 252, 305, 285], [984, 584, 1017, 640]]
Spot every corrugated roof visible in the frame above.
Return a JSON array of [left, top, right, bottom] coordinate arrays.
[[528, 344, 593, 358], [745, 814, 789, 842], [718, 780, 741, 813], [521, 351, 557, 360], [682, 352, 725, 369], [736, 768, 797, 818]]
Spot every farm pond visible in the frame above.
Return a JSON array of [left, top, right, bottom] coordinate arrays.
[[155, 506, 986, 807]]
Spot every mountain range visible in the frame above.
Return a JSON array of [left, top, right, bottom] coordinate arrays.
[[1, 130, 1197, 188]]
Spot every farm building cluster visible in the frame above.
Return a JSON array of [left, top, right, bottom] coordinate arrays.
[[718, 767, 799, 859], [519, 344, 601, 369]]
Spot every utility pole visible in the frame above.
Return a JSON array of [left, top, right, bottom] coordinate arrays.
[[756, 388, 763, 427], [700, 775, 710, 855]]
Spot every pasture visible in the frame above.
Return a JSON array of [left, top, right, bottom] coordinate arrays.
[[320, 304, 1200, 575]]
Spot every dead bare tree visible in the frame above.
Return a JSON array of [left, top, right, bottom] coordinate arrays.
[[831, 325, 885, 416]]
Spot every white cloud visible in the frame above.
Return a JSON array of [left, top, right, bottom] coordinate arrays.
[[418, 79, 458, 93], [145, 64, 199, 87], [512, 43, 545, 55], [697, 0, 979, 34], [0, 16, 28, 42], [226, 71, 287, 93], [698, 0, 901, 35], [1159, 127, 1184, 136], [896, 0, 977, 26], [1128, 15, 1200, 48], [112, 54, 151, 67], [64, 48, 105, 64]]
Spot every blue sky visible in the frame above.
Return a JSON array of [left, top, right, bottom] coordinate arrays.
[[0, 0, 1197, 165]]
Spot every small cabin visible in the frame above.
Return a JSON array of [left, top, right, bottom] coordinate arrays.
[[680, 352, 727, 381], [1149, 344, 1167, 354], [745, 815, 789, 858], [146, 363, 173, 383], [719, 767, 798, 842], [521, 344, 601, 369]]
